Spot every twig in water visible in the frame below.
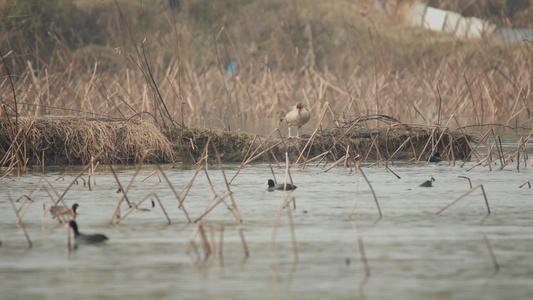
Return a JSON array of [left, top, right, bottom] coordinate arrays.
[[239, 228, 249, 258], [483, 233, 500, 275], [140, 170, 161, 182], [436, 184, 490, 215], [286, 197, 298, 261], [324, 155, 346, 173], [154, 163, 191, 222], [186, 222, 201, 254], [519, 180, 531, 188], [357, 164, 382, 217], [209, 139, 242, 223], [9, 194, 32, 248], [385, 165, 400, 179], [358, 237, 371, 277], [349, 164, 360, 218], [208, 224, 216, 267], [458, 176, 473, 188], [198, 222, 211, 258], [219, 225, 224, 267]]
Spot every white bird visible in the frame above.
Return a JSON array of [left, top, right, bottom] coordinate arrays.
[[280, 102, 310, 138]]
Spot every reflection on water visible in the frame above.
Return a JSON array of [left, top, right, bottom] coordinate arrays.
[[1, 159, 533, 300]]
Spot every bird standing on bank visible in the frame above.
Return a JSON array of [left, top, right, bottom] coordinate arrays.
[[280, 102, 310, 138]]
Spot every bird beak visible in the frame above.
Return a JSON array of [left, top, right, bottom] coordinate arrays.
[[297, 108, 301, 115]]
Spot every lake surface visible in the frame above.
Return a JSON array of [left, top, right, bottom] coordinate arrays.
[[1, 153, 533, 299]]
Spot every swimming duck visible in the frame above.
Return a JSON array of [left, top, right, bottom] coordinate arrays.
[[429, 152, 442, 162], [69, 220, 108, 244], [280, 102, 310, 138], [420, 177, 435, 187], [267, 179, 297, 191]]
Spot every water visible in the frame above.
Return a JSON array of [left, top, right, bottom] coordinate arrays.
[[1, 157, 533, 300]]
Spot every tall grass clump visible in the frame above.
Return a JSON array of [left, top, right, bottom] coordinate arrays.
[[0, 0, 532, 135]]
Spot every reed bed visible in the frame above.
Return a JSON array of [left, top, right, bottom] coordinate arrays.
[[1, 0, 531, 171], [0, 2, 523, 278], [1, 1, 531, 136], [6, 127, 505, 280], [0, 116, 174, 170]]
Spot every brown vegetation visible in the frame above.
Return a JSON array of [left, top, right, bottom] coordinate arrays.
[[0, 0, 531, 166], [0, 116, 173, 168]]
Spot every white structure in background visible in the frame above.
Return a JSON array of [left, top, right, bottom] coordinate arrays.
[[499, 28, 533, 42], [410, 3, 496, 39]]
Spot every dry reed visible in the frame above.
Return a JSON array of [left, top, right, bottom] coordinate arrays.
[[482, 233, 500, 275], [436, 184, 491, 215], [0, 116, 173, 166], [1, 1, 531, 162]]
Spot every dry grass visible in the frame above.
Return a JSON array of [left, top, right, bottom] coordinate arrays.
[[0, 0, 531, 135], [0, 116, 173, 168], [0, 0, 531, 171]]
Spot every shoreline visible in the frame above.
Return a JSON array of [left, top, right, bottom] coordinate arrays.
[[1, 116, 474, 167]]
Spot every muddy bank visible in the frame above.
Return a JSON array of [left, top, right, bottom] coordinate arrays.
[[0, 116, 473, 167], [164, 125, 473, 164]]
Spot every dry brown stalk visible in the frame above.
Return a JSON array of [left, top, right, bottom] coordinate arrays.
[[209, 139, 242, 224], [208, 223, 216, 258], [519, 181, 531, 188], [417, 127, 437, 164], [194, 191, 232, 222], [116, 193, 170, 224], [461, 129, 492, 168], [185, 222, 201, 255], [17, 175, 71, 223], [296, 103, 329, 166], [242, 140, 284, 165], [304, 151, 330, 165], [466, 156, 489, 171], [239, 228, 249, 258], [324, 155, 346, 173], [360, 121, 384, 164], [140, 170, 161, 183], [436, 184, 490, 215], [255, 135, 281, 183], [41, 186, 72, 223], [270, 196, 287, 251], [482, 233, 500, 275], [349, 163, 361, 218], [386, 136, 412, 164], [430, 114, 455, 162], [458, 176, 473, 189], [286, 197, 299, 261], [198, 222, 211, 257], [229, 134, 258, 184], [283, 152, 296, 191], [9, 194, 32, 248], [108, 164, 132, 224], [218, 225, 224, 267], [487, 145, 493, 172], [358, 237, 371, 277], [446, 132, 456, 166], [154, 164, 191, 222], [357, 164, 382, 217], [59, 150, 104, 204]]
